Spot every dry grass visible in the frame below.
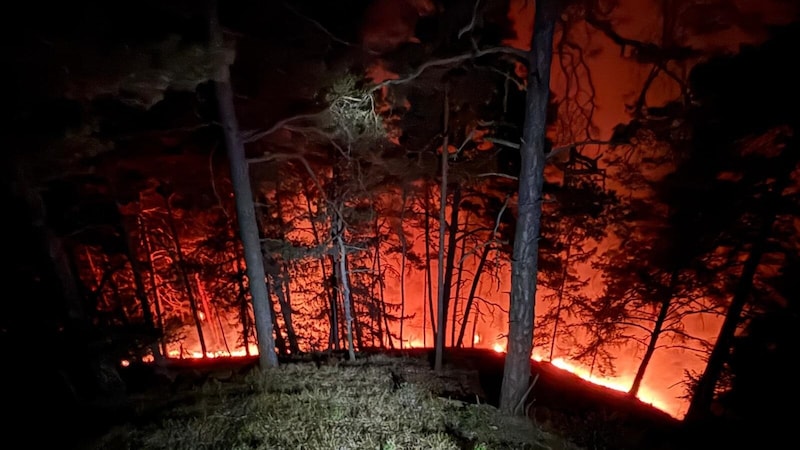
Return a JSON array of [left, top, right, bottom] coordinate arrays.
[[84, 354, 582, 450]]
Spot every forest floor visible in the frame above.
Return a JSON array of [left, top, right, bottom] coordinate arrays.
[[28, 348, 724, 450]]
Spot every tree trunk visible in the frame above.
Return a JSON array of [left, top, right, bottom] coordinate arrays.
[[212, 22, 279, 367], [629, 270, 678, 397], [141, 216, 168, 358], [195, 273, 221, 351], [685, 210, 778, 421], [499, 0, 558, 415], [424, 185, 437, 346], [269, 287, 288, 356], [120, 215, 162, 362], [302, 186, 339, 351], [233, 250, 252, 356], [271, 188, 300, 354], [350, 251, 366, 350], [457, 244, 491, 347], [163, 195, 208, 358], [443, 187, 462, 347], [376, 239, 395, 349], [269, 264, 299, 354], [280, 262, 300, 353], [335, 214, 357, 361], [451, 210, 469, 346], [685, 136, 795, 422], [399, 187, 408, 349], [435, 86, 450, 372]]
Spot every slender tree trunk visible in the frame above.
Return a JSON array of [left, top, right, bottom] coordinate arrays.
[[334, 214, 357, 360], [370, 211, 386, 348], [280, 262, 300, 353], [330, 268, 340, 351], [500, 0, 557, 415], [424, 186, 436, 346], [350, 253, 365, 350], [457, 244, 491, 347], [195, 272, 221, 351], [435, 86, 450, 371], [443, 187, 462, 347], [302, 186, 339, 351], [686, 134, 795, 421], [164, 196, 208, 358], [451, 211, 469, 346], [269, 265, 299, 354], [213, 302, 232, 356], [548, 228, 574, 361], [120, 216, 162, 362], [234, 252, 252, 356], [399, 187, 408, 349], [272, 188, 300, 354], [629, 270, 678, 397], [685, 207, 779, 421], [270, 288, 288, 356], [141, 216, 168, 358], [212, 20, 278, 368], [471, 302, 480, 348], [423, 271, 428, 347], [376, 241, 395, 348]]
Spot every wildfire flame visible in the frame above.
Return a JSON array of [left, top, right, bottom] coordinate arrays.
[[544, 356, 673, 414]]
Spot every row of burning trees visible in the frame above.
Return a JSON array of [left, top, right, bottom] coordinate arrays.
[[73, 125, 717, 401], [66, 72, 799, 422], [19, 1, 799, 424]]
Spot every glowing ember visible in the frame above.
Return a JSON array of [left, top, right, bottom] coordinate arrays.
[[493, 343, 504, 353], [474, 334, 481, 345], [120, 359, 130, 367]]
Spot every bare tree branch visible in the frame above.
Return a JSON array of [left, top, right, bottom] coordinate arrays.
[[458, 0, 484, 39], [281, 1, 357, 48], [368, 46, 527, 94]]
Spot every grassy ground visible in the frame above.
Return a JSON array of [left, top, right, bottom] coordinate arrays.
[[76, 353, 583, 450]]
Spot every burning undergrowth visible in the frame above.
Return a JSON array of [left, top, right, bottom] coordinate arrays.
[[83, 354, 581, 450]]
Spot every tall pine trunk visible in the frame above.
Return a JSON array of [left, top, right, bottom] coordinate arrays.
[[499, 0, 558, 415], [435, 86, 450, 371], [212, 8, 279, 368]]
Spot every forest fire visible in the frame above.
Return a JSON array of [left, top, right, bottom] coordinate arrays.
[[6, 2, 799, 448]]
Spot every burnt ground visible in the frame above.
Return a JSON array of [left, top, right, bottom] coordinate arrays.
[[7, 347, 737, 449]]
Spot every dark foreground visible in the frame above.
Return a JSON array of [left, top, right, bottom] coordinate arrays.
[[3, 348, 766, 449]]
